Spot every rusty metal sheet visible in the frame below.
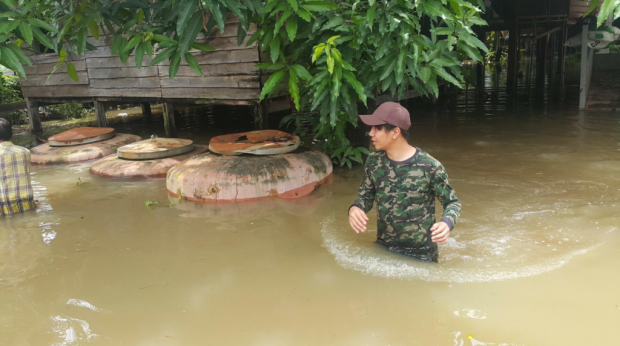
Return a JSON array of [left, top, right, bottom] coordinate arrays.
[[209, 130, 300, 156], [48, 127, 116, 147], [117, 138, 194, 160]]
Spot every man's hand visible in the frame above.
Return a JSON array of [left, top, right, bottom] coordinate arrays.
[[349, 206, 368, 233], [430, 222, 450, 244]]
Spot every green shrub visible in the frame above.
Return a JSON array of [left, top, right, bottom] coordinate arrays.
[[0, 74, 23, 104], [45, 103, 90, 120]]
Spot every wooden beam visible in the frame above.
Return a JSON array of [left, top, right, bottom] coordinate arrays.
[[141, 102, 152, 119], [579, 19, 591, 109], [163, 102, 177, 138], [94, 101, 108, 127], [25, 98, 42, 133], [0, 101, 27, 112], [506, 0, 520, 94]]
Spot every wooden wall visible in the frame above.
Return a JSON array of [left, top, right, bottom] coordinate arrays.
[[20, 13, 261, 102]]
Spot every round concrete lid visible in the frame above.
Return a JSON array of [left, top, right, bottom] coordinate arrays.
[[48, 127, 116, 147], [209, 130, 300, 156], [117, 138, 194, 160]]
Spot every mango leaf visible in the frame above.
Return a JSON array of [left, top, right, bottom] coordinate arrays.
[[185, 53, 203, 76], [432, 65, 462, 88], [137, 8, 145, 23], [427, 72, 438, 97], [144, 40, 153, 57], [312, 45, 325, 62], [168, 52, 181, 79], [423, 0, 449, 18], [259, 70, 286, 101], [0, 11, 18, 19], [287, 0, 298, 11], [0, 20, 20, 34], [77, 27, 88, 55], [149, 47, 176, 66], [597, 0, 620, 27], [0, 0, 16, 8], [190, 42, 215, 51], [179, 11, 203, 56], [58, 48, 67, 62], [237, 22, 247, 45], [0, 46, 24, 77], [270, 35, 280, 63], [18, 22, 32, 45], [302, 1, 339, 11], [28, 18, 58, 33], [274, 9, 292, 35], [176, 0, 194, 36], [4, 43, 29, 66], [286, 16, 298, 41], [458, 41, 483, 61], [291, 64, 312, 81], [327, 55, 335, 74], [289, 68, 301, 111], [458, 31, 490, 53], [322, 16, 344, 31], [296, 8, 312, 21], [246, 29, 264, 46], [88, 20, 99, 40], [419, 66, 431, 83], [342, 70, 367, 105], [67, 62, 78, 82], [31, 26, 54, 50], [123, 35, 142, 53], [153, 34, 177, 44], [135, 42, 145, 68]]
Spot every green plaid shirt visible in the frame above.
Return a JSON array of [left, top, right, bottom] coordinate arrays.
[[1, 141, 35, 216]]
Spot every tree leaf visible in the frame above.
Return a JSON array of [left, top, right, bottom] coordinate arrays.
[[168, 51, 181, 78], [178, 11, 203, 56], [144, 39, 153, 57], [176, 0, 194, 37], [6, 43, 30, 66], [28, 18, 58, 33], [289, 68, 301, 111], [0, 20, 20, 34], [427, 72, 438, 97], [422, 0, 449, 18], [153, 34, 177, 44], [123, 35, 142, 53], [31, 26, 54, 50], [135, 42, 145, 68], [322, 16, 344, 31], [77, 27, 88, 55], [419, 66, 431, 83], [88, 20, 100, 40], [458, 31, 490, 53], [458, 41, 483, 61], [260, 70, 286, 101], [256, 62, 287, 70], [237, 21, 247, 45], [190, 42, 215, 51], [67, 62, 78, 82], [342, 70, 367, 105], [286, 16, 298, 41], [287, 0, 298, 11], [149, 47, 177, 66], [185, 52, 203, 76], [270, 35, 280, 63], [291, 64, 312, 81], [312, 45, 325, 63], [137, 8, 145, 23], [597, 0, 619, 27], [432, 65, 462, 88], [18, 22, 32, 45], [274, 9, 292, 35], [301, 1, 339, 12], [584, 0, 600, 16], [296, 8, 312, 21], [0, 46, 25, 77], [0, 0, 16, 8]]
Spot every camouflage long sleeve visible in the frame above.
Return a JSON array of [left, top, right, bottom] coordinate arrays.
[[430, 165, 461, 230], [351, 162, 376, 213]]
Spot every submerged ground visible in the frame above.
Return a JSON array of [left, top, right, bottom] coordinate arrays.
[[2, 103, 619, 345]]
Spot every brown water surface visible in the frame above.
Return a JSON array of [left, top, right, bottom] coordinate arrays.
[[2, 110, 620, 345]]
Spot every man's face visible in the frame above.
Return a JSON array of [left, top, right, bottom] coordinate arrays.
[[369, 126, 396, 151]]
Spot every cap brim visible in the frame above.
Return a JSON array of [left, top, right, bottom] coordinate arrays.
[[359, 114, 386, 126]]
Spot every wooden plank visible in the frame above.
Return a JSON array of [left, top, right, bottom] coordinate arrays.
[[24, 61, 88, 75], [25, 98, 42, 133], [90, 77, 161, 89], [94, 101, 108, 127], [158, 62, 259, 77], [20, 85, 92, 98], [193, 36, 257, 51], [163, 102, 177, 138], [91, 88, 162, 98], [197, 23, 257, 39], [160, 75, 260, 89], [84, 46, 114, 58], [158, 49, 258, 66], [88, 67, 159, 79], [0, 101, 27, 112], [19, 72, 89, 87], [86, 55, 154, 69], [87, 35, 115, 47], [161, 87, 259, 100]]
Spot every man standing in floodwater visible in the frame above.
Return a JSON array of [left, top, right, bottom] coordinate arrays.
[[348, 102, 461, 263], [0, 118, 35, 216]]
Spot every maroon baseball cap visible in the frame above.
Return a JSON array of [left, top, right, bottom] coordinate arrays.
[[359, 102, 411, 130]]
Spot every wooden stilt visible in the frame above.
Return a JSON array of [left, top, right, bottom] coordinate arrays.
[[140, 102, 152, 120], [475, 30, 486, 107], [163, 102, 177, 138], [506, 3, 520, 94], [94, 101, 108, 127], [557, 24, 567, 75], [536, 36, 549, 85], [25, 98, 42, 133]]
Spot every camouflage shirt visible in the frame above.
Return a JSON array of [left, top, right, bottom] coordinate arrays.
[[351, 148, 461, 262]]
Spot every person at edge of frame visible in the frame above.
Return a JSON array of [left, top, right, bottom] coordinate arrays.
[[348, 102, 461, 263], [0, 118, 36, 216]]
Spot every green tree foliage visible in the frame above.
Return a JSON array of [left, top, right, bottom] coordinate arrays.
[[584, 0, 620, 28], [0, 0, 490, 165]]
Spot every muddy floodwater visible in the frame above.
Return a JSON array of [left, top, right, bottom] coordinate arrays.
[[2, 109, 620, 345]]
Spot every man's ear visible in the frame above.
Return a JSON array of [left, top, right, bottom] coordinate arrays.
[[392, 127, 400, 139]]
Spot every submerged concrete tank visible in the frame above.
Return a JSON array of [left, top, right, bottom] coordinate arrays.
[[30, 127, 141, 165], [90, 138, 208, 178], [166, 131, 332, 202]]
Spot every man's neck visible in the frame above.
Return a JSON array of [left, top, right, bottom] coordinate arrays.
[[385, 141, 417, 162]]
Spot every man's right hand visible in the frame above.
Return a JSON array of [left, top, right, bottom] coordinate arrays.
[[349, 206, 369, 233]]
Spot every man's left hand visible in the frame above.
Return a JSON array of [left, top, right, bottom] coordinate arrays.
[[430, 222, 450, 244]]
